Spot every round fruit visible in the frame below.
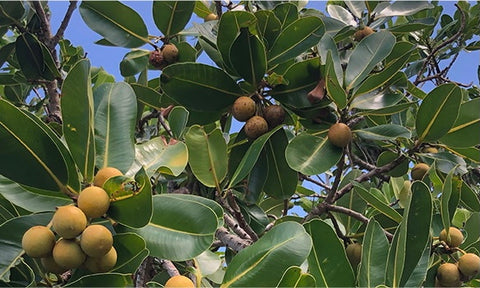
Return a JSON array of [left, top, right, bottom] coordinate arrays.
[[439, 227, 464, 248], [22, 226, 55, 258], [52, 205, 87, 239], [411, 163, 429, 180], [353, 26, 375, 41], [80, 225, 113, 257], [149, 50, 166, 69], [232, 96, 256, 122], [162, 44, 179, 64], [263, 105, 286, 128], [84, 247, 117, 273], [244, 116, 268, 139], [204, 13, 218, 21], [41, 256, 68, 274], [94, 167, 123, 188], [436, 263, 462, 287], [422, 147, 439, 153], [458, 253, 480, 277], [77, 186, 110, 219], [328, 123, 352, 148], [346, 243, 362, 267], [165, 275, 194, 288], [52, 239, 86, 269]]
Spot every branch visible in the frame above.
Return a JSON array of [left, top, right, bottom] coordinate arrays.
[[227, 192, 259, 241], [32, 1, 53, 43], [52, 1, 78, 44], [215, 227, 251, 252], [300, 174, 331, 191], [224, 213, 252, 241], [158, 259, 180, 277]]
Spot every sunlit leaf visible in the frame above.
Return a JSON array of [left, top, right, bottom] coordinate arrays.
[[153, 1, 195, 37]]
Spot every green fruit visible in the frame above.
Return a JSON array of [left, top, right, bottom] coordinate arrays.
[[346, 243, 362, 267], [22, 226, 55, 258], [411, 163, 430, 180], [232, 96, 256, 122], [328, 123, 352, 148], [52, 239, 86, 269], [244, 116, 268, 139], [52, 205, 87, 239], [162, 44, 179, 64], [77, 186, 110, 219], [436, 263, 462, 287], [94, 167, 123, 188], [80, 225, 113, 257], [458, 253, 480, 277], [263, 105, 286, 128], [41, 256, 68, 274], [353, 26, 375, 41], [84, 247, 117, 273], [439, 227, 464, 248]]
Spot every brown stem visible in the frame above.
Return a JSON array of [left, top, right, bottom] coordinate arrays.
[[224, 213, 252, 241], [158, 259, 180, 277], [227, 192, 259, 241], [215, 227, 251, 252], [53, 1, 78, 44]]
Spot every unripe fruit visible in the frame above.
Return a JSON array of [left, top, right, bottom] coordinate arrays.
[[94, 167, 123, 188], [263, 105, 286, 128], [439, 227, 464, 248], [84, 247, 117, 273], [77, 186, 110, 219], [353, 26, 375, 41], [149, 50, 166, 69], [436, 263, 462, 287], [22, 226, 55, 258], [232, 96, 256, 122], [41, 256, 68, 274], [458, 253, 480, 277], [52, 239, 86, 269], [162, 44, 179, 64], [328, 123, 352, 148], [244, 116, 268, 139], [204, 13, 218, 21], [80, 225, 113, 257], [411, 163, 429, 180], [346, 243, 362, 268], [52, 206, 87, 239], [165, 275, 195, 288]]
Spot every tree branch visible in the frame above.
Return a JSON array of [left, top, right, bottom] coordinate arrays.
[[53, 1, 78, 44], [215, 227, 251, 252], [224, 213, 252, 241], [227, 192, 259, 241]]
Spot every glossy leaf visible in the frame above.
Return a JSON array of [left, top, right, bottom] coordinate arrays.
[[318, 34, 343, 84], [353, 183, 403, 224], [255, 10, 281, 50], [416, 83, 462, 142], [351, 91, 404, 110], [276, 266, 316, 287], [273, 2, 298, 28], [168, 106, 189, 139], [112, 233, 148, 274], [131, 83, 175, 110], [460, 183, 480, 212], [440, 98, 480, 147], [120, 50, 149, 77], [335, 170, 368, 234], [462, 212, 480, 249], [375, 2, 434, 18], [355, 124, 411, 141], [65, 273, 133, 287], [1, 258, 34, 287], [152, 1, 195, 37], [222, 222, 312, 287], [0, 2, 25, 25], [79, 1, 149, 48], [327, 5, 356, 26], [440, 169, 460, 231], [324, 50, 347, 109], [15, 33, 52, 81]]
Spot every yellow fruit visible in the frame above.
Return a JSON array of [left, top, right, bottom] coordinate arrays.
[[77, 186, 110, 219], [204, 13, 218, 21], [328, 123, 352, 148], [80, 225, 113, 257], [52, 205, 87, 239], [162, 44, 179, 64], [52, 239, 86, 269], [22, 226, 55, 258], [263, 105, 286, 128], [436, 263, 462, 287], [411, 163, 429, 180], [353, 26, 375, 41], [346, 243, 362, 268], [165, 275, 194, 288], [232, 96, 256, 122], [439, 227, 464, 248], [41, 256, 68, 274], [422, 147, 439, 153], [244, 116, 268, 139], [457, 253, 480, 277], [94, 167, 123, 188], [84, 247, 117, 273]]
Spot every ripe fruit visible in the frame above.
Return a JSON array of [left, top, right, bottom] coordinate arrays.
[[22, 226, 55, 258], [52, 239, 86, 269], [149, 49, 166, 69], [346, 243, 362, 267], [77, 186, 110, 219], [52, 205, 87, 239], [41, 256, 68, 274], [353, 26, 375, 41], [411, 163, 429, 180], [204, 13, 218, 21], [232, 96, 256, 122], [457, 253, 480, 277], [422, 146, 439, 153], [328, 123, 352, 148], [84, 247, 117, 273], [162, 44, 179, 64], [244, 116, 268, 139], [94, 167, 123, 188], [80, 225, 113, 257], [165, 275, 195, 288], [263, 105, 286, 128], [439, 227, 464, 248], [436, 263, 462, 287]]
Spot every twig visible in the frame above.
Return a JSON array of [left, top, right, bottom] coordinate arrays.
[[223, 213, 252, 241], [325, 154, 345, 204], [53, 1, 78, 44], [158, 259, 180, 277], [227, 192, 259, 241], [215, 227, 251, 252], [327, 212, 350, 245], [214, 1, 223, 17], [300, 174, 331, 191]]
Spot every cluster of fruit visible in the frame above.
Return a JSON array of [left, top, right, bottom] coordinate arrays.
[[149, 43, 179, 70], [21, 167, 123, 274]]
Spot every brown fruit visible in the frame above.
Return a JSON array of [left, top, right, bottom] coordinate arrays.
[[244, 116, 268, 139], [436, 263, 462, 287], [52, 205, 87, 239], [204, 13, 218, 21], [328, 123, 352, 148], [162, 44, 179, 64], [84, 247, 117, 273], [439, 227, 464, 248], [411, 163, 429, 180], [77, 186, 110, 219], [52, 239, 86, 269], [458, 253, 480, 277], [232, 96, 256, 122], [41, 256, 68, 274], [346, 243, 362, 268], [422, 147, 439, 153], [353, 26, 375, 41], [263, 105, 286, 128], [165, 275, 195, 288], [80, 225, 113, 257], [149, 50, 167, 69], [22, 226, 55, 258], [94, 167, 123, 188]]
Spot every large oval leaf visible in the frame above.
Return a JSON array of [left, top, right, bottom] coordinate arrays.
[[254, 10, 281, 50], [112, 233, 148, 274], [440, 98, 480, 147], [355, 124, 411, 141], [153, 1, 195, 37], [324, 50, 347, 109], [0, 2, 25, 26], [352, 183, 403, 224]]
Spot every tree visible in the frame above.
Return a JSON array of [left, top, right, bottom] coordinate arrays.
[[0, 0, 479, 287]]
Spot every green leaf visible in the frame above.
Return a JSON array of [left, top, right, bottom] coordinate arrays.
[[440, 98, 480, 147], [152, 1, 195, 37], [65, 273, 133, 287], [94, 82, 137, 173], [0, 2, 25, 25], [304, 219, 355, 287], [112, 233, 148, 274], [120, 50, 149, 77], [440, 168, 461, 231], [345, 31, 396, 91], [351, 91, 404, 110], [15, 33, 46, 81], [375, 2, 433, 18], [460, 183, 480, 212], [462, 212, 480, 249], [79, 1, 149, 48], [185, 126, 227, 188], [268, 17, 324, 66], [222, 222, 312, 287], [318, 34, 343, 84], [254, 10, 281, 50], [335, 170, 368, 234], [276, 266, 316, 287], [123, 194, 222, 261], [355, 124, 411, 141], [273, 2, 298, 28], [352, 183, 403, 224], [416, 83, 462, 142], [160, 63, 243, 112], [285, 133, 343, 175], [131, 83, 175, 110], [1, 258, 34, 287], [168, 106, 189, 139], [358, 102, 415, 116], [324, 50, 347, 109], [358, 219, 390, 288]]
